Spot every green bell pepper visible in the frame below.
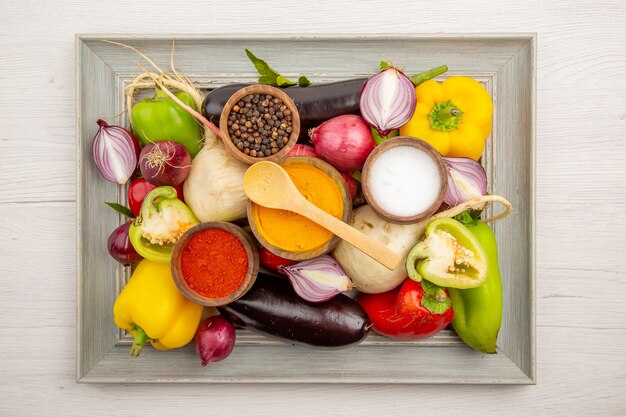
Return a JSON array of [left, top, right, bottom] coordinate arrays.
[[131, 88, 203, 157], [406, 217, 488, 289], [128, 186, 199, 263], [447, 211, 502, 353]]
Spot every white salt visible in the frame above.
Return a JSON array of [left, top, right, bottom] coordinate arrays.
[[368, 146, 441, 217]]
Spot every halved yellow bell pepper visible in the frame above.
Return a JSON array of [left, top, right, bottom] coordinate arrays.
[[399, 76, 493, 160], [113, 260, 203, 356]]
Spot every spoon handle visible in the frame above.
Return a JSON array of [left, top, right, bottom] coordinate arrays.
[[298, 202, 402, 270]]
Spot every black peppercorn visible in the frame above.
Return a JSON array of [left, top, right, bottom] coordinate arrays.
[[227, 92, 294, 158]]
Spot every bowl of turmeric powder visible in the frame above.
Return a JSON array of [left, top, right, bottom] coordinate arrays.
[[170, 222, 260, 306], [247, 156, 353, 261]]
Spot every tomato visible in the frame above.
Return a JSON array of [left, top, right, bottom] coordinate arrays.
[[259, 247, 296, 274], [128, 178, 184, 216]]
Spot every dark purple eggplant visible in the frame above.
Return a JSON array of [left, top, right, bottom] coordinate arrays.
[[217, 273, 370, 348], [202, 79, 366, 142]]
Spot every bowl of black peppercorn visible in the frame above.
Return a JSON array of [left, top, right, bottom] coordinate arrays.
[[219, 84, 300, 164]]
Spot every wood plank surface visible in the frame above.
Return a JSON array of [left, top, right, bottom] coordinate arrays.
[[0, 0, 625, 416]]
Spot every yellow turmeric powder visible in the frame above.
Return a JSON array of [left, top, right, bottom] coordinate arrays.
[[251, 162, 344, 252]]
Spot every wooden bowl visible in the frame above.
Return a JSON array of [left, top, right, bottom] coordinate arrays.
[[361, 136, 448, 224], [247, 156, 353, 261], [170, 222, 259, 307], [219, 84, 300, 165]]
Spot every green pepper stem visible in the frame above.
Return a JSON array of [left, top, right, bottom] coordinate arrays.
[[429, 100, 463, 132], [130, 326, 149, 357], [434, 289, 448, 303], [410, 65, 448, 86]]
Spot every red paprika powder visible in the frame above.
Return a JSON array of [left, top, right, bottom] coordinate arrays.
[[180, 229, 248, 299]]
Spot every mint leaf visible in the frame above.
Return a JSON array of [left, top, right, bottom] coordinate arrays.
[[245, 48, 311, 87], [380, 61, 390, 70], [297, 75, 312, 87], [276, 75, 296, 87], [105, 202, 134, 219]]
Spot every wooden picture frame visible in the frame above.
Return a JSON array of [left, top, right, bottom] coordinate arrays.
[[77, 33, 536, 383]]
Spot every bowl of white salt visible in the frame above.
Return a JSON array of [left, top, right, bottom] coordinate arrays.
[[361, 136, 448, 224]]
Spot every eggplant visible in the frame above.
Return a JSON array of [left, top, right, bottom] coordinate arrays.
[[202, 79, 367, 142], [217, 273, 370, 348]]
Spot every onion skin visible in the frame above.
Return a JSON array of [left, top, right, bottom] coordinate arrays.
[[443, 157, 487, 206], [107, 222, 142, 266], [139, 141, 191, 186], [194, 316, 236, 366], [92, 119, 139, 185], [310, 115, 376, 172], [287, 144, 318, 158], [359, 68, 417, 136]]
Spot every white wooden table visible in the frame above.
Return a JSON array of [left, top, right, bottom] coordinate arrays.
[[1, 1, 624, 415]]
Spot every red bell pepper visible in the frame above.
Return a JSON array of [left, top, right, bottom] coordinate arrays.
[[357, 278, 453, 340]]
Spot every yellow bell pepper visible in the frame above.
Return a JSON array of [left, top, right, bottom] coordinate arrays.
[[399, 76, 493, 160], [113, 260, 203, 356]]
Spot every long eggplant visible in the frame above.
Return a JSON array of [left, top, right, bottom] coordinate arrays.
[[217, 273, 370, 348], [202, 79, 366, 142]]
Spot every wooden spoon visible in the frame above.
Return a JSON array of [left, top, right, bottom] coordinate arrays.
[[243, 162, 402, 270]]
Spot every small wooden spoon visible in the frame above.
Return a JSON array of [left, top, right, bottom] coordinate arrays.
[[243, 162, 402, 270]]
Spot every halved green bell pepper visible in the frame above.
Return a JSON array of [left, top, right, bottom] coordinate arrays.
[[447, 211, 502, 353], [128, 186, 199, 263], [131, 88, 203, 157], [406, 217, 488, 289]]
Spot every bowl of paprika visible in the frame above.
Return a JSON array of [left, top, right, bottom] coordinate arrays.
[[170, 222, 260, 307]]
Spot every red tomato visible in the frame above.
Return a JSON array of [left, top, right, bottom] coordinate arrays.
[[259, 247, 296, 274], [128, 178, 184, 216]]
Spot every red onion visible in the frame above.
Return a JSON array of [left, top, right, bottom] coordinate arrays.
[[310, 115, 376, 171], [340, 172, 358, 200], [282, 256, 355, 303], [359, 67, 417, 136], [139, 141, 192, 186], [287, 144, 318, 158], [443, 157, 488, 206], [92, 119, 140, 185], [107, 221, 142, 266], [195, 316, 236, 366]]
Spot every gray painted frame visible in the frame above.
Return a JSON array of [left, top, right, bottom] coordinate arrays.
[[76, 34, 536, 384]]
